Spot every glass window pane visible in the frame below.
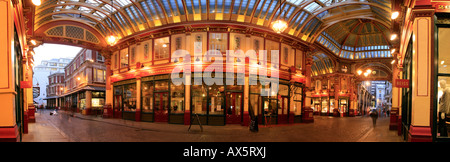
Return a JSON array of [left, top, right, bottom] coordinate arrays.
[[120, 48, 128, 68], [439, 28, 450, 74], [192, 84, 207, 115], [123, 83, 137, 111], [142, 81, 154, 112], [170, 82, 184, 114], [437, 76, 450, 138], [154, 37, 170, 60], [209, 33, 228, 53], [155, 80, 169, 91], [209, 84, 225, 115]]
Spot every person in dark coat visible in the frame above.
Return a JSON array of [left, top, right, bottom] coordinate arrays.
[[248, 106, 258, 132], [370, 110, 378, 127]]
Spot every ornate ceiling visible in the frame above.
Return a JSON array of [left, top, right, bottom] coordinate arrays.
[[33, 0, 393, 59]]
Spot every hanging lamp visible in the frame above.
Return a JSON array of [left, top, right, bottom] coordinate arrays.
[[271, 0, 288, 34], [106, 0, 119, 46]]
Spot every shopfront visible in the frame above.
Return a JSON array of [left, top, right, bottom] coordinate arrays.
[[191, 72, 245, 126], [277, 81, 290, 124], [113, 79, 137, 120], [339, 97, 349, 117], [434, 15, 450, 141], [292, 83, 303, 123], [312, 97, 321, 115], [321, 96, 329, 116], [329, 97, 335, 116], [401, 35, 413, 141]]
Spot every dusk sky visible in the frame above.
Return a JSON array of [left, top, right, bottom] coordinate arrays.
[[33, 43, 82, 65]]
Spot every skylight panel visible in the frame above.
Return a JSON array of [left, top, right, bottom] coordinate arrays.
[[85, 0, 101, 6], [102, 4, 117, 13], [304, 2, 322, 12], [115, 0, 132, 7], [93, 11, 107, 18], [287, 0, 304, 6], [79, 6, 92, 13]]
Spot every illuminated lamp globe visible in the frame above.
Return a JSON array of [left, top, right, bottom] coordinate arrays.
[[357, 70, 362, 75], [106, 35, 119, 46], [271, 20, 288, 34], [32, 0, 41, 6]]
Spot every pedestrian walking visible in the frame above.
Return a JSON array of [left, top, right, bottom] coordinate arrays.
[[248, 106, 258, 132], [370, 110, 378, 127]]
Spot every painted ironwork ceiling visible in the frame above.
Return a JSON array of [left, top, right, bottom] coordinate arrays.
[[34, 0, 392, 50], [312, 53, 333, 76], [316, 18, 393, 60]]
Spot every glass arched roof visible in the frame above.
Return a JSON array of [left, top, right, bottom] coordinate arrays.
[[34, 0, 392, 47], [312, 53, 333, 76], [316, 18, 393, 59]]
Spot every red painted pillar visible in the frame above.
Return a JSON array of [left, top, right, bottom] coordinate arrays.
[[301, 49, 314, 123]]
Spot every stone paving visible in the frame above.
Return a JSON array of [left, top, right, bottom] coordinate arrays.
[[22, 109, 403, 142]]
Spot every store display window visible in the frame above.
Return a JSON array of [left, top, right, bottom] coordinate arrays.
[[170, 81, 184, 114], [293, 85, 302, 115], [142, 81, 154, 113], [435, 24, 450, 140], [191, 79, 207, 115], [321, 97, 328, 113], [123, 83, 137, 111]]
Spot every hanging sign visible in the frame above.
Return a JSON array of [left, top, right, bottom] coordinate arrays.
[[20, 81, 32, 88], [395, 79, 410, 88]]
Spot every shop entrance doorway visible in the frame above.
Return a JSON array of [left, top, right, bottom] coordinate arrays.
[[226, 92, 243, 124], [278, 96, 289, 124], [154, 92, 169, 122], [113, 95, 122, 118]]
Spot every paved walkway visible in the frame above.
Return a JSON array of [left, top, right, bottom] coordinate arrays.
[[22, 109, 403, 142]]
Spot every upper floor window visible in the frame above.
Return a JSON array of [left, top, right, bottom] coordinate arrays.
[[120, 48, 129, 68], [154, 37, 170, 60], [209, 33, 228, 54]]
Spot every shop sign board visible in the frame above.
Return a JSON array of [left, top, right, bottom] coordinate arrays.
[[436, 3, 450, 12], [20, 81, 32, 88], [395, 79, 410, 88]]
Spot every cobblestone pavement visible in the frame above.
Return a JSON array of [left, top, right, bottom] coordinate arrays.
[[23, 109, 403, 142]]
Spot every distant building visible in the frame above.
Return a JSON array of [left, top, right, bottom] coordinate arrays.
[[43, 72, 65, 108], [33, 57, 72, 107], [62, 48, 106, 115]]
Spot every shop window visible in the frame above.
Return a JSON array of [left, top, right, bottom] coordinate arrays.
[[436, 26, 450, 139], [123, 84, 137, 111], [226, 73, 244, 91], [142, 81, 154, 113], [209, 84, 225, 115], [154, 37, 170, 60], [192, 83, 207, 115], [170, 81, 184, 114], [92, 98, 105, 108], [293, 86, 302, 115], [155, 80, 169, 91]]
